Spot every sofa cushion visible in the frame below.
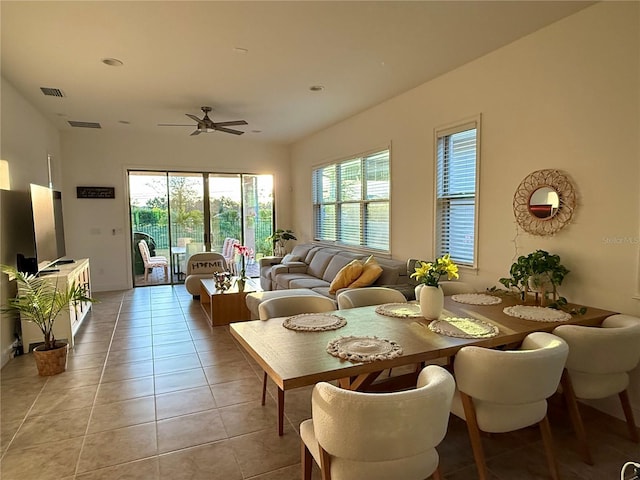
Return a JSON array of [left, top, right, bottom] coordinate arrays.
[[349, 256, 384, 288], [281, 253, 301, 264], [322, 253, 364, 282], [307, 249, 338, 278], [329, 259, 364, 294], [289, 277, 331, 290], [275, 272, 319, 289]]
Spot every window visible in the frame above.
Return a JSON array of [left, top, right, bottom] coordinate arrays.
[[435, 118, 479, 266], [313, 149, 390, 252]]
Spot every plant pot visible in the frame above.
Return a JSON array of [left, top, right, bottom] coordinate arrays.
[[419, 285, 444, 321], [33, 342, 68, 376]]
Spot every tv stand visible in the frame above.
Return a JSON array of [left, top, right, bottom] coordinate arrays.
[[21, 258, 91, 351]]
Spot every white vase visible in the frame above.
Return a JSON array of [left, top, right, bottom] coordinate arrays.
[[419, 285, 444, 320], [414, 284, 424, 301]]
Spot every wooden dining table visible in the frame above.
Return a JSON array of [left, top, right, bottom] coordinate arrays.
[[229, 295, 616, 435]]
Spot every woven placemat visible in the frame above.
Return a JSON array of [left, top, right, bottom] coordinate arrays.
[[375, 303, 423, 318], [429, 317, 499, 339], [282, 313, 347, 332], [503, 305, 572, 322], [451, 293, 502, 306], [326, 336, 403, 362]]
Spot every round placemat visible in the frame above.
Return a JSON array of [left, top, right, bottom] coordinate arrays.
[[429, 317, 499, 339], [451, 293, 502, 306], [375, 303, 423, 318], [283, 313, 347, 332], [503, 305, 572, 322], [326, 336, 403, 362]]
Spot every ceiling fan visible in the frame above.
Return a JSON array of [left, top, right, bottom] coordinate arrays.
[[158, 106, 248, 136]]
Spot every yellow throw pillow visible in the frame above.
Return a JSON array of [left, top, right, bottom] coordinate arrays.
[[329, 259, 364, 294], [348, 256, 383, 288]]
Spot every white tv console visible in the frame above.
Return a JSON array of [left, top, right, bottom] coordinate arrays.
[[20, 258, 92, 351]]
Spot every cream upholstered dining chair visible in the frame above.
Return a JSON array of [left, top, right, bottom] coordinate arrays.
[[300, 365, 455, 480], [553, 314, 640, 464], [258, 295, 337, 407], [451, 332, 569, 480], [138, 239, 168, 281], [336, 286, 407, 310]]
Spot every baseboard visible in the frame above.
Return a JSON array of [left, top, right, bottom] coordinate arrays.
[[1, 344, 15, 369]]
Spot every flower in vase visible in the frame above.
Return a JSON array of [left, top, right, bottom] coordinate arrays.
[[233, 243, 254, 280], [411, 254, 459, 287]]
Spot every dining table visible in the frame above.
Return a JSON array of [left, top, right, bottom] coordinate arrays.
[[229, 294, 616, 435]]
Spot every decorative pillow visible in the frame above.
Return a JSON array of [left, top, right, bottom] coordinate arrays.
[[348, 256, 383, 288], [329, 259, 364, 294], [281, 254, 301, 264]]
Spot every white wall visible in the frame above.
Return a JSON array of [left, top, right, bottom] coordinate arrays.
[[60, 130, 290, 292], [290, 2, 640, 419], [0, 77, 62, 365]]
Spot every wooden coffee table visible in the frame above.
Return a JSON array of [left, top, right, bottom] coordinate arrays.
[[200, 277, 261, 326]]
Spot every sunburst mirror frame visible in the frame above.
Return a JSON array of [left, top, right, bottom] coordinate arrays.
[[513, 169, 577, 236]]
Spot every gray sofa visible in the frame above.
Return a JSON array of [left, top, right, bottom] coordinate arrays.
[[259, 243, 411, 299]]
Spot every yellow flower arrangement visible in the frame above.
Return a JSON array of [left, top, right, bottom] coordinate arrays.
[[411, 254, 459, 287]]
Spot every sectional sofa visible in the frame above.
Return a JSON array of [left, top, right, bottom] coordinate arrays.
[[259, 243, 411, 298]]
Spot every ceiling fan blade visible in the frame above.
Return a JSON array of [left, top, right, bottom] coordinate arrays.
[[214, 120, 248, 127], [214, 126, 244, 135], [158, 123, 195, 127], [185, 114, 202, 123], [190, 129, 202, 136]]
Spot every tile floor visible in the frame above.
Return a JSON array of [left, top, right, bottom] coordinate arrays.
[[1, 285, 638, 479]]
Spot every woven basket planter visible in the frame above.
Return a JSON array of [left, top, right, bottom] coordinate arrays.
[[33, 342, 68, 376]]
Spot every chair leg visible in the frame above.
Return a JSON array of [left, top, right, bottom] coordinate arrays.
[[560, 370, 593, 464], [301, 440, 313, 480], [538, 414, 560, 480], [619, 389, 640, 443], [262, 371, 268, 406], [431, 464, 444, 480], [319, 445, 332, 480], [144, 267, 149, 281], [460, 392, 489, 480]]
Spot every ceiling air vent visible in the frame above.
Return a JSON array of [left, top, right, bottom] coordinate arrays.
[[68, 121, 102, 129], [40, 87, 65, 97]]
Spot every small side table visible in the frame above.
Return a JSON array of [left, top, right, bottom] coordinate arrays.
[[200, 277, 261, 326]]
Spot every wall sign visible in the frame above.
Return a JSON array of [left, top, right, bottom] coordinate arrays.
[[76, 186, 115, 199]]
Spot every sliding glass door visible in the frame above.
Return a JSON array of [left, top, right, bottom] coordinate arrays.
[[129, 170, 273, 287]]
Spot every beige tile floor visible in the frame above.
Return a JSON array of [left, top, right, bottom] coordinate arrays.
[[1, 285, 638, 479]]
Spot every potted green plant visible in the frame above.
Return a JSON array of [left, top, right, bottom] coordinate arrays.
[[1, 265, 95, 376], [266, 229, 297, 256], [498, 250, 569, 305]]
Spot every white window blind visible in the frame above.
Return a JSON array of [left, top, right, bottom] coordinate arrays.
[[435, 122, 478, 266], [313, 149, 390, 252]]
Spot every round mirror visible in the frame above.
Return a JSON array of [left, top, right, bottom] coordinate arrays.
[[528, 187, 560, 219], [513, 169, 576, 236]]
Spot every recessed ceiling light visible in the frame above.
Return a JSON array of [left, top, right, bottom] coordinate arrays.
[[251, 130, 262, 134], [102, 58, 123, 67], [309, 85, 324, 92], [118, 120, 131, 125], [233, 47, 249, 54]]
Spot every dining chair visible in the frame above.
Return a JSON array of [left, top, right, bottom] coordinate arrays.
[[300, 365, 455, 480], [553, 314, 640, 464], [221, 237, 239, 274], [138, 239, 168, 281], [336, 286, 407, 310], [451, 332, 569, 480], [258, 295, 337, 407]]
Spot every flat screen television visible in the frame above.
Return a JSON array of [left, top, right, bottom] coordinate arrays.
[[30, 184, 66, 271]]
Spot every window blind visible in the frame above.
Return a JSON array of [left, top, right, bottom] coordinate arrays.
[[312, 149, 390, 251], [435, 125, 478, 266]]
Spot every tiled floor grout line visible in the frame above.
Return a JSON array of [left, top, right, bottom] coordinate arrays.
[[73, 294, 127, 477]]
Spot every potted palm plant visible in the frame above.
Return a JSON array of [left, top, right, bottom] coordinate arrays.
[[1, 265, 94, 376], [266, 229, 297, 256]]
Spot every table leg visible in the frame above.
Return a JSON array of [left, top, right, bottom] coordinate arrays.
[[278, 387, 285, 436]]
